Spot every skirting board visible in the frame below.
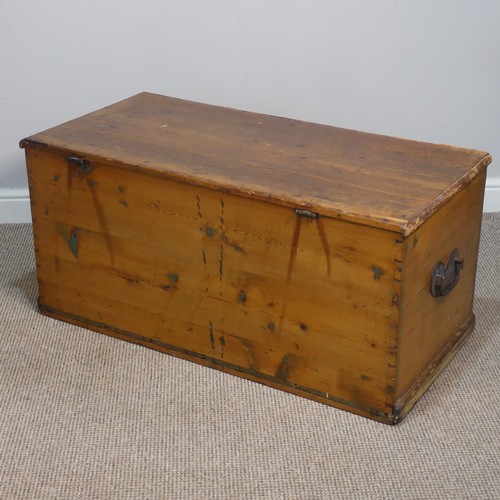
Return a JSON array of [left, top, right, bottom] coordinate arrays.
[[484, 177, 500, 213], [1, 180, 500, 223], [0, 188, 32, 223]]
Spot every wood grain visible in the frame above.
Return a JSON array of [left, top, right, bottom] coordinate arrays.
[[21, 93, 490, 423], [21, 92, 491, 235], [395, 171, 486, 398], [26, 148, 401, 417]]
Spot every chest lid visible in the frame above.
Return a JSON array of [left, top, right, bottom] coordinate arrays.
[[20, 92, 491, 236]]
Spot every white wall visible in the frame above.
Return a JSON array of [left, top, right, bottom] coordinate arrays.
[[1, 0, 499, 221]]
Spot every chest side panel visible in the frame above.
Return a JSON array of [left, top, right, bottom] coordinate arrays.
[[396, 171, 486, 402], [27, 148, 398, 417]]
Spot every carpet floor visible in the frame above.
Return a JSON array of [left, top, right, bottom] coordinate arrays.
[[0, 215, 499, 499]]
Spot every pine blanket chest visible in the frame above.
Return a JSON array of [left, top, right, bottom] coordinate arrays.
[[20, 92, 491, 424]]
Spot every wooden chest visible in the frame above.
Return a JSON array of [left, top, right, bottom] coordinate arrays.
[[20, 92, 491, 424]]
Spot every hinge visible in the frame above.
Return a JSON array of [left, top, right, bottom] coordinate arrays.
[[295, 209, 319, 219], [66, 155, 93, 174]]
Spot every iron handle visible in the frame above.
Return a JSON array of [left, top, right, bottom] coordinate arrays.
[[430, 249, 464, 297], [66, 155, 92, 173]]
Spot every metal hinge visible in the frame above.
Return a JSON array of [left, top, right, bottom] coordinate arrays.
[[294, 209, 319, 219], [66, 155, 93, 174]]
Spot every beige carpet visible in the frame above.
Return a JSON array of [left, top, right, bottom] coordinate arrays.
[[0, 215, 499, 500]]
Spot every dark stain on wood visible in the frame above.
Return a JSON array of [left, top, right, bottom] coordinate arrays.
[[69, 228, 78, 258], [167, 272, 178, 282], [267, 322, 275, 331], [372, 266, 384, 280], [196, 195, 202, 219], [118, 185, 127, 193], [221, 233, 243, 253], [316, 218, 331, 277], [209, 320, 215, 350], [277, 214, 302, 335], [286, 215, 302, 283], [276, 355, 290, 381], [92, 194, 114, 264], [53, 174, 61, 182], [238, 290, 247, 303], [119, 199, 128, 207], [205, 225, 217, 238], [198, 196, 210, 290], [220, 198, 225, 225], [87, 178, 97, 188], [299, 323, 308, 332]]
